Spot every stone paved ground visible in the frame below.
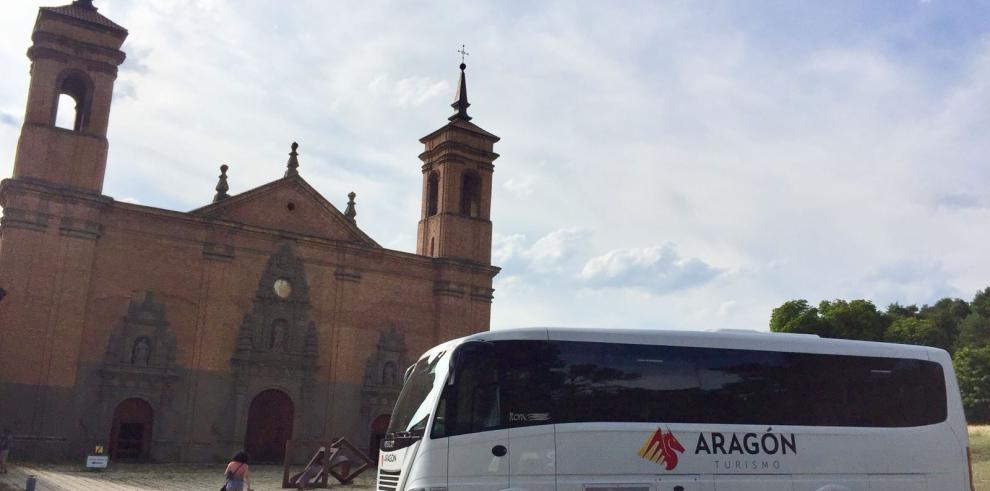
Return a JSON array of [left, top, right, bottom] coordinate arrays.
[[0, 462, 376, 491]]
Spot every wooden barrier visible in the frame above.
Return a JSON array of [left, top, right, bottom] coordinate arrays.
[[281, 438, 374, 489]]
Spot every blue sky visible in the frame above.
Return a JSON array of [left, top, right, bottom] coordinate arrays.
[[1, 1, 988, 331]]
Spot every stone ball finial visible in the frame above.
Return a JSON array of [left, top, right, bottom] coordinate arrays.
[[344, 191, 357, 224], [73, 0, 97, 10], [284, 142, 300, 177], [213, 163, 230, 202]]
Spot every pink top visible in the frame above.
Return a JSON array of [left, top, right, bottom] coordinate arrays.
[[225, 461, 249, 479]]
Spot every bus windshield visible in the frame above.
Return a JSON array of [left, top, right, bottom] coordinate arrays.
[[386, 348, 450, 437]]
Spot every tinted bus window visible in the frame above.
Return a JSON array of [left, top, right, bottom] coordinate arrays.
[[548, 341, 702, 425], [441, 342, 502, 436], [434, 339, 947, 438], [548, 341, 946, 428]]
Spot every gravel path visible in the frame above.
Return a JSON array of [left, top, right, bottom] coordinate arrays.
[[0, 462, 376, 491]]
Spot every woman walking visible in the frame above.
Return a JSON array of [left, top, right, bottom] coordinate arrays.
[[222, 449, 253, 491]]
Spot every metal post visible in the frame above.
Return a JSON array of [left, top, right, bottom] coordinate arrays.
[[25, 474, 37, 491]]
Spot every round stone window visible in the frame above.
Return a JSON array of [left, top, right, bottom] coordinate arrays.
[[273, 279, 292, 299]]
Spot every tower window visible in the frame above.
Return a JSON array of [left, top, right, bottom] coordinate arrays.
[[426, 172, 439, 216], [51, 71, 92, 132], [54, 94, 77, 130], [460, 170, 482, 218]]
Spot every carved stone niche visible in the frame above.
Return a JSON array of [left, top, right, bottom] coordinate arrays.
[[360, 325, 409, 441], [231, 243, 319, 373], [101, 291, 180, 380]]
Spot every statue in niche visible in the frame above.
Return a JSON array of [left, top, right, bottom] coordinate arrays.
[[270, 320, 287, 352], [131, 337, 151, 366], [382, 362, 397, 386]]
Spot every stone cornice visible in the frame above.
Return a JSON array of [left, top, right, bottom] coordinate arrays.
[[433, 256, 501, 277], [202, 242, 235, 262], [334, 267, 362, 283], [433, 281, 467, 298], [0, 177, 112, 209], [470, 286, 496, 303], [0, 207, 52, 233], [32, 30, 126, 65], [58, 216, 102, 240], [418, 140, 499, 163], [26, 46, 120, 76]]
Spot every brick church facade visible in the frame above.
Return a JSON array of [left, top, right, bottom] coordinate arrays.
[[0, 1, 500, 462]]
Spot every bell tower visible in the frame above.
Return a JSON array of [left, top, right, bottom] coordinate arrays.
[[416, 61, 499, 264], [11, 0, 128, 194]]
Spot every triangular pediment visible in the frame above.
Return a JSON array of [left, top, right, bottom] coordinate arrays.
[[192, 176, 378, 246]]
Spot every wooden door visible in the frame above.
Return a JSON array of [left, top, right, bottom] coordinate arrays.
[[245, 389, 294, 462], [109, 398, 154, 459]]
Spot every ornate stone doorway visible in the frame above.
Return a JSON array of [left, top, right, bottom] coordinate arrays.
[[109, 398, 154, 459], [369, 414, 391, 461], [244, 389, 294, 462]]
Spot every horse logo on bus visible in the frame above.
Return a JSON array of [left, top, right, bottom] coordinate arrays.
[[637, 427, 685, 470]]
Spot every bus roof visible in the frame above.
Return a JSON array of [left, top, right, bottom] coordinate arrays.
[[457, 327, 942, 362]]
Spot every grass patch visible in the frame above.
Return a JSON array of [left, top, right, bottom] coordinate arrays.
[[973, 426, 990, 491]]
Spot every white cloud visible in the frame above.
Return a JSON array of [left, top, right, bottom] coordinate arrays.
[[580, 244, 721, 294], [522, 228, 590, 274], [492, 233, 526, 265]]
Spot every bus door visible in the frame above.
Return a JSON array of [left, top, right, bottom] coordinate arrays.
[[508, 424, 555, 491], [502, 340, 557, 491], [445, 341, 509, 491], [447, 428, 509, 490]]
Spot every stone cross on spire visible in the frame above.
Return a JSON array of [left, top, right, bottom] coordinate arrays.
[[284, 142, 299, 177], [449, 46, 471, 122]]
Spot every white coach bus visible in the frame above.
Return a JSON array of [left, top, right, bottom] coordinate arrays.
[[377, 328, 974, 491]]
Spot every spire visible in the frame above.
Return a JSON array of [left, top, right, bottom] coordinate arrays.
[[213, 164, 230, 202], [449, 45, 471, 122], [344, 192, 357, 224], [284, 142, 299, 177]]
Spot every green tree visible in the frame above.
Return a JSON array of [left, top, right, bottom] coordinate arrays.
[[885, 317, 943, 348], [770, 300, 830, 336], [957, 313, 990, 349], [954, 345, 990, 423], [916, 298, 970, 351], [818, 299, 887, 341], [973, 287, 990, 319], [886, 302, 919, 319]]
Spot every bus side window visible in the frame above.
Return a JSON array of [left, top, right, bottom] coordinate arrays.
[[470, 382, 501, 431], [498, 340, 557, 427], [437, 343, 502, 437]]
